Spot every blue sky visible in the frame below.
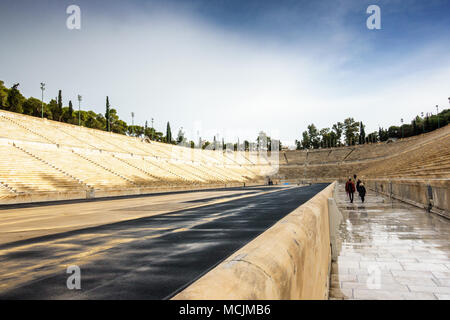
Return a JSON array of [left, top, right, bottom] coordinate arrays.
[[1, 0, 449, 146]]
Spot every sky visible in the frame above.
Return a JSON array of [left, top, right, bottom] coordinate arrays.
[[1, 0, 449, 147]]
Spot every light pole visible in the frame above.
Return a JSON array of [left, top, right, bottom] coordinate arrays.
[[40, 83, 45, 118], [401, 118, 404, 138], [421, 112, 425, 133], [77, 95, 82, 126], [436, 105, 440, 129], [179, 126, 184, 145], [131, 112, 135, 136], [151, 117, 154, 141]]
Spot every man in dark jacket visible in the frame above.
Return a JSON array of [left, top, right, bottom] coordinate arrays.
[[356, 178, 362, 193], [358, 182, 367, 203]]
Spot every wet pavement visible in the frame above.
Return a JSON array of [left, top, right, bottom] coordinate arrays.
[[0, 184, 328, 300], [0, 187, 271, 245], [330, 184, 450, 300]]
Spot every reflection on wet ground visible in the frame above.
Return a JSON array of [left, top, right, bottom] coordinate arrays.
[[330, 185, 450, 300], [0, 184, 328, 299]]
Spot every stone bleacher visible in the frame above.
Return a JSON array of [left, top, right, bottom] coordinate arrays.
[[0, 143, 87, 194], [4, 108, 447, 204], [0, 110, 272, 204], [278, 124, 450, 182], [360, 131, 450, 179]]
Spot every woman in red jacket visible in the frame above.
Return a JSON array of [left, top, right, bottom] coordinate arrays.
[[345, 178, 356, 203]]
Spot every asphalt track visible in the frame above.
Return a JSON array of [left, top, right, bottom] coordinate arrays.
[[0, 184, 328, 300]]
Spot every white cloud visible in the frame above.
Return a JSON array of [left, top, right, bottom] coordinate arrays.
[[1, 3, 449, 147]]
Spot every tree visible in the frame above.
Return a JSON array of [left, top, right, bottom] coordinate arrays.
[[144, 126, 162, 141], [367, 131, 378, 143], [127, 125, 144, 137], [62, 101, 74, 123], [105, 96, 110, 132], [255, 132, 279, 151], [307, 124, 320, 149], [343, 118, 359, 145], [320, 127, 338, 148], [176, 128, 186, 145], [84, 110, 104, 130], [22, 97, 44, 117], [68, 101, 74, 117], [388, 126, 400, 139], [319, 128, 330, 148], [109, 108, 127, 134], [295, 139, 302, 150], [438, 109, 450, 127], [276, 140, 282, 151], [244, 140, 250, 151], [56, 90, 63, 121], [359, 122, 366, 144], [7, 83, 24, 113], [300, 131, 311, 149], [332, 122, 344, 146], [202, 141, 211, 150], [0, 81, 9, 109], [256, 131, 268, 151], [412, 119, 418, 135], [165, 122, 173, 144], [47, 99, 58, 121], [379, 127, 388, 142], [425, 114, 430, 133]]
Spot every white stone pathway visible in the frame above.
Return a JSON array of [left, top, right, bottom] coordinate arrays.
[[330, 184, 450, 300]]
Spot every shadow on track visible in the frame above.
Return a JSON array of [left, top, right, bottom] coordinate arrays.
[[0, 184, 328, 300]]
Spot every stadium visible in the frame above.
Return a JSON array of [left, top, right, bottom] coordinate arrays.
[[0, 0, 449, 304], [0, 108, 449, 216], [0, 107, 449, 300]]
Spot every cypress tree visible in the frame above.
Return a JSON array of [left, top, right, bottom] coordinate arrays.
[[425, 114, 430, 133], [359, 122, 366, 144], [57, 90, 63, 121], [68, 100, 74, 123], [68, 100, 73, 114], [166, 122, 172, 143], [106, 96, 110, 132]]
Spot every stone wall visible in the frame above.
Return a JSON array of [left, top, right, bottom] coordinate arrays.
[[365, 179, 450, 219], [0, 181, 265, 206], [172, 182, 336, 300]]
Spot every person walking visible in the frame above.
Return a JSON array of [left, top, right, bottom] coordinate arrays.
[[356, 178, 362, 193], [358, 182, 366, 203], [345, 178, 356, 203], [345, 178, 351, 199]]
